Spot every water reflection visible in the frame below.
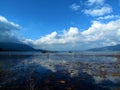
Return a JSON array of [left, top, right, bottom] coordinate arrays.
[[0, 52, 120, 90]]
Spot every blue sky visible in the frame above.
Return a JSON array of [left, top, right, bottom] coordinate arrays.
[[0, 0, 120, 51]]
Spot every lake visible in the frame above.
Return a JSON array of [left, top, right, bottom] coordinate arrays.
[[0, 52, 120, 90]]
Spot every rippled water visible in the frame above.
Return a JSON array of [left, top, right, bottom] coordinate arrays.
[[0, 52, 120, 90]]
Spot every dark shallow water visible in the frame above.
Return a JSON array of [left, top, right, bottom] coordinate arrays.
[[0, 52, 120, 90]]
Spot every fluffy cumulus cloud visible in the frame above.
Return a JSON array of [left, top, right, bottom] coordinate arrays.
[[24, 19, 120, 51], [0, 16, 21, 42], [24, 27, 83, 50], [69, 3, 80, 11], [83, 0, 112, 17], [82, 20, 120, 43]]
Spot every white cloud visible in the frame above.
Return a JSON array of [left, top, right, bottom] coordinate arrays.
[[24, 19, 120, 51], [81, 19, 120, 47], [87, 0, 104, 6], [97, 15, 120, 20], [84, 6, 112, 16], [30, 27, 80, 45], [24, 27, 83, 50], [0, 16, 20, 30], [0, 16, 21, 42], [70, 3, 80, 11], [83, 0, 113, 17]]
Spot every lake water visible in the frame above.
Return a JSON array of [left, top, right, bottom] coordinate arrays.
[[0, 52, 120, 90]]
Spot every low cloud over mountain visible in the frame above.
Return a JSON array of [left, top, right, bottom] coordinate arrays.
[[0, 16, 20, 42]]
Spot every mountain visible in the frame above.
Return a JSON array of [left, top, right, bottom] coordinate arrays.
[[0, 42, 35, 51], [88, 44, 120, 51]]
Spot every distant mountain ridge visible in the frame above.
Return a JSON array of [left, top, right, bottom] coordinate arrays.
[[0, 42, 35, 51], [2, 42, 120, 52], [0, 42, 54, 53], [88, 44, 120, 51]]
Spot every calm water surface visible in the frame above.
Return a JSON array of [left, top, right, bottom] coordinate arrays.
[[0, 52, 120, 90]]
